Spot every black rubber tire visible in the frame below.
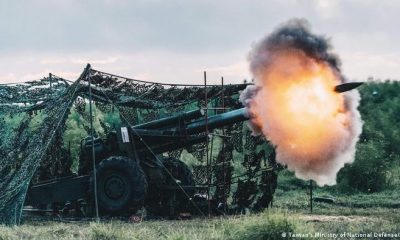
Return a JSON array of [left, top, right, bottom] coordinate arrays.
[[90, 156, 147, 215], [162, 157, 195, 211], [163, 157, 195, 187]]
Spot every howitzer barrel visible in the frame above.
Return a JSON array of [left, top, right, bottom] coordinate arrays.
[[186, 108, 249, 134], [134, 109, 205, 130], [119, 108, 250, 158]]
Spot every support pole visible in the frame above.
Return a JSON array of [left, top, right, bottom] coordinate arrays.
[[204, 71, 211, 218], [309, 180, 313, 214], [49, 73, 52, 91], [88, 64, 100, 222], [221, 76, 227, 213], [209, 134, 214, 187], [48, 73, 53, 100]]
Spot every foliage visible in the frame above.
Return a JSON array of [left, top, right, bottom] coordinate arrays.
[[338, 140, 388, 192], [62, 105, 121, 173], [337, 80, 400, 192]]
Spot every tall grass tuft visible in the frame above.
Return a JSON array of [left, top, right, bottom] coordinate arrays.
[[90, 222, 125, 240], [226, 211, 307, 240]]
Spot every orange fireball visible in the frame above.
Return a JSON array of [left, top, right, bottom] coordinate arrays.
[[246, 48, 360, 185]]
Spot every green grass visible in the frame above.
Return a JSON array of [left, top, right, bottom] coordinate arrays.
[[1, 191, 398, 240], [1, 171, 399, 239], [0, 211, 308, 240]]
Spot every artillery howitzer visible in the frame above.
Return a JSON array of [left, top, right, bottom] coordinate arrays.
[[1, 63, 363, 225], [23, 73, 363, 217], [25, 107, 253, 217]]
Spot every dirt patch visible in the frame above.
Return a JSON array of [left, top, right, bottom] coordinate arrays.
[[301, 214, 373, 223]]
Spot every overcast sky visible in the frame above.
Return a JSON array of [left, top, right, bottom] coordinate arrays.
[[0, 0, 399, 85]]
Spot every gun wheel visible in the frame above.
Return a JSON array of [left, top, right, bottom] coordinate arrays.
[[90, 156, 147, 215], [159, 157, 196, 215]]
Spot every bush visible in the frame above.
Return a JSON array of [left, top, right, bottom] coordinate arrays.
[[338, 140, 388, 193]]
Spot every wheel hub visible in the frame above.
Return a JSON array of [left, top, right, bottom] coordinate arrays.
[[104, 175, 126, 199]]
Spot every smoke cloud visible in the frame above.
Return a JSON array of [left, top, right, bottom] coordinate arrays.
[[241, 19, 362, 186]]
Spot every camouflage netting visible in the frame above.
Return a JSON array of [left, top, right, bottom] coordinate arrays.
[[0, 65, 276, 225], [0, 74, 79, 225]]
